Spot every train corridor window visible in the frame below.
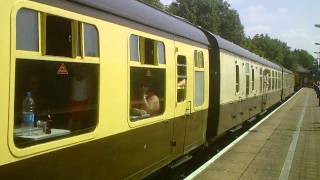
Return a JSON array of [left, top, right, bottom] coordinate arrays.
[[259, 68, 263, 93], [245, 63, 250, 96], [130, 67, 165, 121], [251, 68, 254, 91], [16, 8, 39, 51], [13, 60, 99, 148], [84, 24, 99, 57], [236, 65, 240, 93], [46, 15, 72, 57], [177, 55, 187, 102]]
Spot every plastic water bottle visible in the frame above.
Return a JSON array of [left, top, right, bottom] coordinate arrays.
[[22, 92, 35, 132]]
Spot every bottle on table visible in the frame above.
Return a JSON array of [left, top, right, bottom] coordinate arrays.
[[22, 91, 35, 133]]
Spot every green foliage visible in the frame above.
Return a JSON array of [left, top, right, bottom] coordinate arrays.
[[140, 0, 164, 9], [243, 34, 315, 71], [243, 34, 291, 65], [140, 0, 315, 72], [167, 0, 245, 45]]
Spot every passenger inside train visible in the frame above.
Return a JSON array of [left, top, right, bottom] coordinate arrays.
[[13, 60, 99, 147], [130, 68, 164, 121]]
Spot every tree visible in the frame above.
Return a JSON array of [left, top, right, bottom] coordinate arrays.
[[243, 34, 315, 71], [140, 0, 164, 10], [167, 0, 245, 45], [243, 34, 290, 65]]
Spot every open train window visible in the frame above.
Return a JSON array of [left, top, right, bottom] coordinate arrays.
[[13, 60, 99, 148], [16, 8, 39, 51], [46, 15, 72, 57], [129, 35, 165, 65], [130, 67, 165, 121]]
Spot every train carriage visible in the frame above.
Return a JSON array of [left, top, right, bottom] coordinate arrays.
[[1, 0, 211, 179], [201, 31, 294, 139], [0, 0, 295, 179]]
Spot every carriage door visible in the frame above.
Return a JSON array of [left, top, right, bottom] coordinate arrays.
[[172, 46, 193, 155], [262, 70, 268, 110]]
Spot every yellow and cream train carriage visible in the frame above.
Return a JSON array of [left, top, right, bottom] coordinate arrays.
[[0, 0, 294, 179], [201, 31, 294, 139]]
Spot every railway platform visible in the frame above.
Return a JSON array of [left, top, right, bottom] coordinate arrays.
[[187, 88, 320, 180]]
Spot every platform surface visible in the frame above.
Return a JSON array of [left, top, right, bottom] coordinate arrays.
[[194, 88, 320, 180]]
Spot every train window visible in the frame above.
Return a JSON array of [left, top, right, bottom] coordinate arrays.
[[13, 60, 99, 148], [195, 72, 204, 106], [16, 8, 39, 51], [245, 63, 250, 96], [46, 15, 72, 57], [77, 22, 82, 57], [194, 50, 198, 67], [274, 72, 278, 89], [259, 68, 263, 93], [140, 37, 155, 65], [236, 65, 240, 93], [84, 23, 99, 57], [130, 35, 140, 61], [274, 72, 276, 90], [278, 73, 281, 89], [130, 67, 165, 121], [177, 55, 187, 102], [194, 50, 204, 68], [268, 73, 271, 90], [157, 42, 165, 64], [251, 69, 254, 91], [198, 51, 204, 68], [130, 35, 165, 65]]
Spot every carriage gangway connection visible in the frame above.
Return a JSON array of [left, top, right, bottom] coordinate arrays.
[[186, 88, 320, 180]]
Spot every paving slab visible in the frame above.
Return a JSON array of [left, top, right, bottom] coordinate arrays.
[[193, 88, 320, 180]]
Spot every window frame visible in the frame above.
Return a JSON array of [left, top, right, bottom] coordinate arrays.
[[245, 63, 250, 96], [251, 67, 254, 91], [235, 64, 240, 94], [194, 50, 205, 107], [10, 3, 101, 157], [127, 34, 167, 127]]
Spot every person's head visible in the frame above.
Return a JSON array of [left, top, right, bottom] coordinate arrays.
[[139, 80, 152, 95]]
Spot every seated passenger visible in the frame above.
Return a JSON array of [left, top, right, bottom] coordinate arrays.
[[68, 64, 90, 131], [131, 81, 160, 117]]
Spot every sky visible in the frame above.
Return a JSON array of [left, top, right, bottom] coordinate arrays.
[[160, 0, 320, 58]]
